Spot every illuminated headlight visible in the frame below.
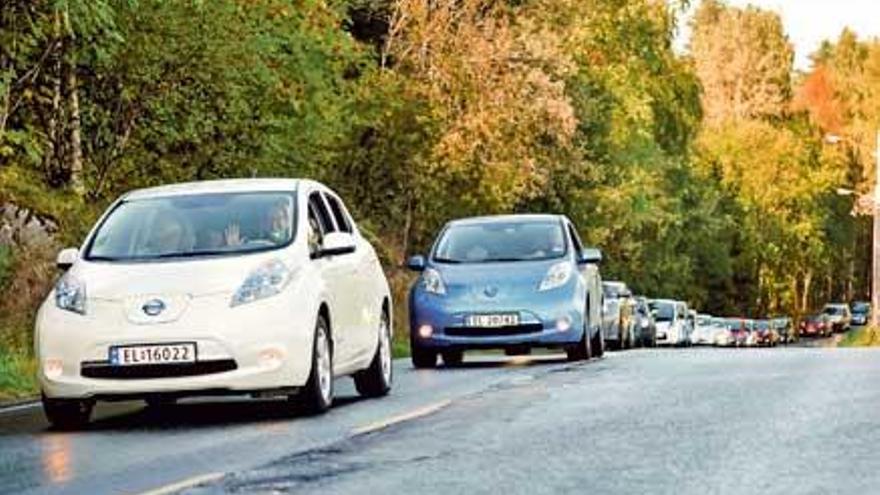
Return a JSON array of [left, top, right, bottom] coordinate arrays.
[[421, 268, 446, 295], [55, 275, 86, 315], [538, 262, 572, 291], [556, 315, 573, 332], [231, 259, 293, 307]]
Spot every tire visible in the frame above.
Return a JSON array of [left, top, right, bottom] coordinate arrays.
[[42, 394, 93, 430], [411, 345, 437, 369], [297, 315, 334, 414], [354, 310, 393, 398], [590, 326, 604, 359], [566, 326, 592, 362], [441, 350, 464, 367]]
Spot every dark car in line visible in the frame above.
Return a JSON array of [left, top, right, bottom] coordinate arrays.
[[800, 314, 832, 338], [851, 301, 870, 327], [633, 296, 657, 347], [753, 320, 779, 347], [771, 317, 795, 343]]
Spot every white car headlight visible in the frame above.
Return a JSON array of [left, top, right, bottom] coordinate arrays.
[[231, 259, 293, 307], [421, 268, 446, 295], [55, 275, 86, 315], [538, 262, 572, 291]]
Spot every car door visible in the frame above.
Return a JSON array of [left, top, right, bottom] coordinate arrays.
[[307, 190, 358, 369], [323, 191, 374, 365]]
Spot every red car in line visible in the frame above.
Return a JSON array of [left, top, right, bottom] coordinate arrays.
[[800, 314, 832, 338]]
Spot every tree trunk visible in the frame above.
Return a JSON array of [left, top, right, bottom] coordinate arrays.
[[801, 270, 812, 313], [45, 9, 63, 183], [62, 8, 84, 197]]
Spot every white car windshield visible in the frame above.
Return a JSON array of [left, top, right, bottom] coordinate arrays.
[[85, 192, 296, 261]]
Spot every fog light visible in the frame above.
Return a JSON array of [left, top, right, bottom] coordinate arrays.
[[418, 324, 433, 339], [556, 316, 572, 332], [44, 359, 63, 379], [258, 348, 284, 368]]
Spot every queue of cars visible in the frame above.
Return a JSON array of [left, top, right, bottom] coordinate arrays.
[[34, 179, 874, 429]]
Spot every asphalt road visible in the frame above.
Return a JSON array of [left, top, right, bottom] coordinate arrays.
[[2, 346, 880, 494]]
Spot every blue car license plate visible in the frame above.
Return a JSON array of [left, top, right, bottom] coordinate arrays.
[[466, 313, 519, 328]]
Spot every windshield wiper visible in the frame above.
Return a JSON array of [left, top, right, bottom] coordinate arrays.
[[151, 249, 236, 259], [432, 257, 463, 264], [86, 255, 124, 262]]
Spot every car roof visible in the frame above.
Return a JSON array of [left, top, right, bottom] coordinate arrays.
[[824, 303, 848, 308], [650, 299, 678, 305], [446, 214, 564, 226], [122, 178, 306, 201]]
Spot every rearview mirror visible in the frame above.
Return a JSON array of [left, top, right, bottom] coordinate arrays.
[[578, 248, 602, 265], [406, 255, 426, 272], [318, 232, 356, 258], [56, 248, 79, 270]]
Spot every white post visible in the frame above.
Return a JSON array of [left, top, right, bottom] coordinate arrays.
[[872, 130, 880, 327]]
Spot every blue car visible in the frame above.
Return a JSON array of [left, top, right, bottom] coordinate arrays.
[[406, 214, 604, 368]]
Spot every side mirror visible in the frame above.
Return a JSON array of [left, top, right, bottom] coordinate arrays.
[[56, 248, 79, 270], [318, 232, 356, 258], [406, 254, 426, 272], [578, 248, 602, 265]]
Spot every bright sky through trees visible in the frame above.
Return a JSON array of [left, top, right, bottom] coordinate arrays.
[[678, 0, 880, 70]]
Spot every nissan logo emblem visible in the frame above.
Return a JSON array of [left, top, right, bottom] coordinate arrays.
[[142, 299, 166, 316]]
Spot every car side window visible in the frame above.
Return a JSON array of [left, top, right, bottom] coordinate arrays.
[[324, 193, 352, 234], [567, 223, 584, 253], [308, 192, 335, 234], [307, 192, 334, 256]]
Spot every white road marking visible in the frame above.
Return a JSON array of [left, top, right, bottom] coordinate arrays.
[[134, 472, 224, 495], [352, 400, 452, 436], [0, 401, 40, 415]]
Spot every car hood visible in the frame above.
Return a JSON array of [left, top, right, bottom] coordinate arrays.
[[430, 259, 564, 297], [68, 252, 285, 300]]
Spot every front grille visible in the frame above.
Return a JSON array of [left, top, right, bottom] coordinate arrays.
[[81, 360, 237, 379], [445, 323, 543, 337]]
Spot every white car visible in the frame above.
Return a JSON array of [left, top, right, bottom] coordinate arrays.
[[649, 299, 690, 346], [36, 179, 393, 429], [689, 314, 715, 345]]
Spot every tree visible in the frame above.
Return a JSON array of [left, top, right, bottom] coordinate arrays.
[[690, 0, 794, 124]]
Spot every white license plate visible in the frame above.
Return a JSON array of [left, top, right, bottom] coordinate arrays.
[[466, 313, 519, 328], [110, 343, 197, 366]]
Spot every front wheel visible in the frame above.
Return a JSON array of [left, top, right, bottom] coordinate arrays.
[[411, 345, 437, 369], [590, 327, 604, 359], [297, 316, 334, 414], [441, 350, 464, 367], [566, 327, 592, 361], [42, 394, 93, 430], [354, 311, 393, 398]]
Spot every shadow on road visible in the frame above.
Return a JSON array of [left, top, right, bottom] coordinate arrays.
[[39, 394, 370, 434], [425, 353, 570, 371]]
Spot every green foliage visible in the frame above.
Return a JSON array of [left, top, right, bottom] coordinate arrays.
[[0, 0, 870, 387]]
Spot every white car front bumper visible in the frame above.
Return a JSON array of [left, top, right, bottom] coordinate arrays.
[[36, 290, 315, 400]]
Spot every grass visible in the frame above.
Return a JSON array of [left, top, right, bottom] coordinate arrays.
[[837, 326, 880, 347], [0, 348, 38, 401]]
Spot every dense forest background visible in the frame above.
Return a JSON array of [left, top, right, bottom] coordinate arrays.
[[1, 0, 879, 375]]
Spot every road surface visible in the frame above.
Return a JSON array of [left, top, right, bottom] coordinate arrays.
[[1, 347, 879, 494]]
